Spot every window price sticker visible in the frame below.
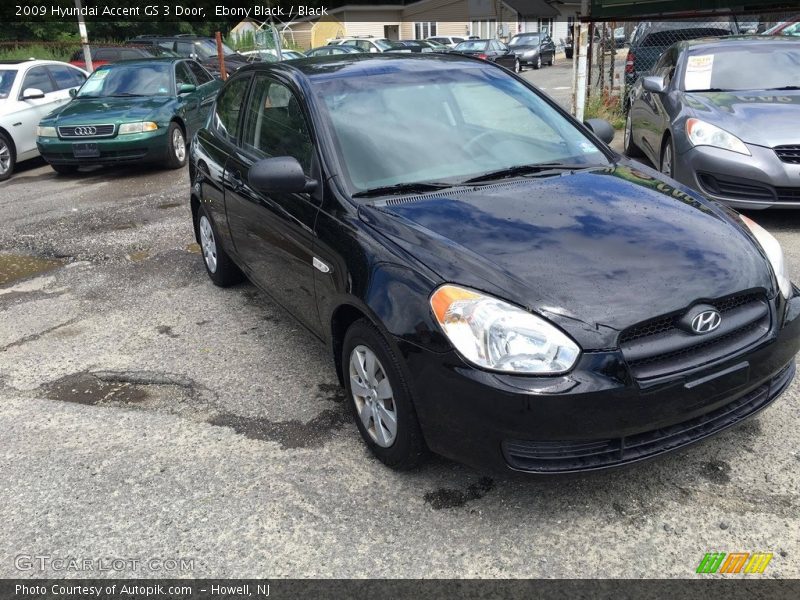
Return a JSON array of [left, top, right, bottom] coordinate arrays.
[[685, 54, 714, 91]]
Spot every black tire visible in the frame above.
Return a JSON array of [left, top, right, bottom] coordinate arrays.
[[533, 54, 542, 70], [343, 319, 428, 470], [51, 164, 78, 175], [623, 110, 644, 158], [514, 57, 522, 73], [548, 53, 555, 66], [165, 121, 187, 169], [660, 134, 675, 178], [565, 48, 574, 59], [0, 131, 16, 182], [195, 204, 244, 287]]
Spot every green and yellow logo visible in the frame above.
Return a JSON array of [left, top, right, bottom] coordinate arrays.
[[696, 552, 773, 574]]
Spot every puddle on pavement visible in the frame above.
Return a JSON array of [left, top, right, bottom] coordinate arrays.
[[43, 372, 149, 405], [127, 250, 150, 262], [111, 223, 136, 231], [157, 202, 182, 210], [186, 243, 201, 254], [0, 254, 64, 286]]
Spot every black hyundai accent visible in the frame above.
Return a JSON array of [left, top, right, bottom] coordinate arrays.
[[189, 54, 800, 474]]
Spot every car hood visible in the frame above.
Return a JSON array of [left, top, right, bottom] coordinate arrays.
[[358, 163, 774, 350], [45, 96, 174, 124], [685, 89, 800, 147], [510, 44, 539, 52]]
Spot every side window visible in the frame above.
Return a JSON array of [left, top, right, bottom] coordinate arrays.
[[187, 61, 213, 84], [175, 62, 195, 90], [177, 42, 195, 57], [213, 75, 250, 142], [158, 42, 175, 53], [47, 65, 86, 90], [241, 77, 314, 174], [120, 49, 143, 60], [95, 49, 118, 61], [20, 66, 54, 95]]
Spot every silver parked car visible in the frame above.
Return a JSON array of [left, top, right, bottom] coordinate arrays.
[[625, 36, 800, 209]]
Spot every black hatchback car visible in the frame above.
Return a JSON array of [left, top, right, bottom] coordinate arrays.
[[190, 54, 800, 474]]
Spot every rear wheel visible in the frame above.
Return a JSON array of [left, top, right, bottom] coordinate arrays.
[[165, 122, 187, 169], [548, 52, 555, 66], [0, 132, 15, 182], [343, 319, 427, 470], [196, 205, 244, 287]]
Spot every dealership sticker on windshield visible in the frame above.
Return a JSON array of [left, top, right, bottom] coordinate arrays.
[[685, 54, 714, 91]]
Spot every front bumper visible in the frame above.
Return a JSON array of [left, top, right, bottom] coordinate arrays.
[[36, 129, 170, 166], [674, 143, 800, 209], [397, 294, 800, 474]]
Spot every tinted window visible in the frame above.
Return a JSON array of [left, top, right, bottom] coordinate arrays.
[[187, 60, 213, 84], [241, 77, 313, 173], [120, 49, 144, 60], [175, 62, 195, 89], [213, 75, 249, 142], [94, 49, 119, 61], [0, 70, 17, 99], [20, 66, 54, 95], [47, 65, 86, 90]]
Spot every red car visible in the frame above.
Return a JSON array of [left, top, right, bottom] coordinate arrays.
[[69, 45, 176, 71]]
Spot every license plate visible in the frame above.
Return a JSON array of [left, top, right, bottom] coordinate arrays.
[[72, 142, 99, 158]]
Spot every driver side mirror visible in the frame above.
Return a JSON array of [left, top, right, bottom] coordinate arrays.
[[178, 83, 196, 94], [642, 75, 667, 94], [69, 88, 78, 98], [249, 157, 318, 194], [584, 118, 615, 144], [22, 88, 45, 100]]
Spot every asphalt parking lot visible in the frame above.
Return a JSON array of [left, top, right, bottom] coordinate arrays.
[[1, 135, 800, 578]]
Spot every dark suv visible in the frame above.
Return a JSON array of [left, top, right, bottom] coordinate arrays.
[[127, 36, 251, 76], [624, 20, 739, 106]]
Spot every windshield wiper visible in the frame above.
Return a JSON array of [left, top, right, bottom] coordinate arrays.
[[109, 93, 145, 97], [461, 163, 593, 185], [688, 88, 726, 92], [762, 86, 800, 91], [352, 181, 454, 198]]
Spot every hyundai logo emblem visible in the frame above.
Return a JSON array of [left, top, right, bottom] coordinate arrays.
[[73, 126, 97, 136], [691, 310, 722, 334]]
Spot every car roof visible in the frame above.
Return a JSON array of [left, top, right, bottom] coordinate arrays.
[[234, 52, 493, 82], [94, 57, 184, 68], [675, 34, 800, 51], [0, 59, 80, 68]]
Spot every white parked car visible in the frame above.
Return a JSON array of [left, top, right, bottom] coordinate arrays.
[[327, 37, 401, 53], [0, 59, 88, 181], [427, 36, 466, 48], [240, 48, 306, 61]]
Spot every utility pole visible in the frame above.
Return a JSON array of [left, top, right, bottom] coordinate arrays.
[[74, 0, 92, 72], [575, 0, 589, 121]]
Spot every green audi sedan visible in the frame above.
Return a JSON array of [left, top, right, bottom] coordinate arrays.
[[36, 58, 221, 173]]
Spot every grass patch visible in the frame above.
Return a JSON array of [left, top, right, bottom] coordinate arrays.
[[585, 90, 625, 130], [0, 43, 79, 62]]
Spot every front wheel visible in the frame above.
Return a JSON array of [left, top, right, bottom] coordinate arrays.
[[165, 122, 187, 169], [533, 54, 542, 70], [196, 205, 244, 287], [343, 319, 427, 470], [0, 131, 16, 182], [660, 135, 675, 178], [623, 110, 644, 158], [548, 52, 555, 66], [514, 57, 522, 73]]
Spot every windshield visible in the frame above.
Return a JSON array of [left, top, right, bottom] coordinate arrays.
[[77, 63, 173, 98], [683, 46, 800, 91], [374, 39, 397, 51], [0, 70, 16, 100], [455, 41, 487, 51], [312, 65, 608, 194], [195, 39, 236, 59], [510, 35, 540, 46]]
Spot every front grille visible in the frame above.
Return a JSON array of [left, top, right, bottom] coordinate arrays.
[[503, 363, 794, 473], [776, 187, 800, 202], [619, 292, 770, 380], [58, 124, 115, 138], [775, 145, 800, 164]]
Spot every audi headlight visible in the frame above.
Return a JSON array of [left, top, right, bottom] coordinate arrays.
[[36, 126, 57, 137], [741, 214, 792, 299], [430, 284, 581, 374], [686, 118, 750, 156], [118, 122, 158, 135]]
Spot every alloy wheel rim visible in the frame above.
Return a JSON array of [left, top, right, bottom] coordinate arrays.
[[199, 215, 217, 273], [537, 55, 541, 68], [173, 129, 186, 162], [349, 345, 397, 448], [624, 113, 632, 149], [515, 58, 520, 72], [0, 142, 10, 175], [662, 145, 672, 176]]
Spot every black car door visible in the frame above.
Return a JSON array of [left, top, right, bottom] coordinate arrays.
[[224, 75, 323, 333]]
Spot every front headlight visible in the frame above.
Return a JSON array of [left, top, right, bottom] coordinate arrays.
[[686, 118, 750, 156], [118, 122, 158, 135], [430, 284, 581, 374], [740, 214, 792, 299], [36, 126, 57, 137]]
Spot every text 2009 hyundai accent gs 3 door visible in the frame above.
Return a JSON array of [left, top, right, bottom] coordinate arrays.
[[188, 54, 800, 474]]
